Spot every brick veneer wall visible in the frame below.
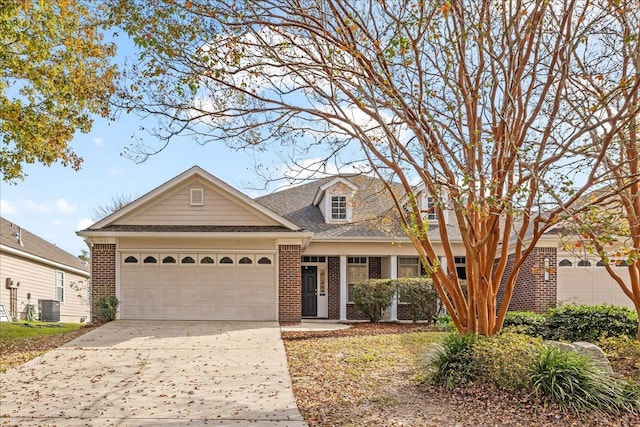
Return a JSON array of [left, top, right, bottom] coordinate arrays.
[[279, 245, 301, 322], [497, 247, 557, 313], [328, 257, 340, 319], [91, 243, 116, 320]]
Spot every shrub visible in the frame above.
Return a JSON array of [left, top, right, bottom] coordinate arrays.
[[530, 346, 640, 415], [503, 311, 548, 337], [395, 277, 439, 323], [352, 279, 395, 323], [545, 304, 638, 342], [597, 336, 640, 382], [434, 314, 455, 332], [427, 332, 478, 388], [96, 296, 119, 321], [472, 331, 544, 390]]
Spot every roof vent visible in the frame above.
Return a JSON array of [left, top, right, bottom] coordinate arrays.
[[190, 188, 204, 206], [11, 225, 23, 246]]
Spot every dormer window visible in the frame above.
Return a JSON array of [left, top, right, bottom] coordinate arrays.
[[313, 177, 358, 224], [331, 195, 347, 220], [424, 196, 437, 221]]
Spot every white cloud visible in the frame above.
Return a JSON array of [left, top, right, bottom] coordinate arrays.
[[94, 137, 104, 147], [55, 198, 76, 214], [76, 217, 94, 231], [0, 199, 18, 215], [23, 200, 51, 213], [50, 220, 65, 227]]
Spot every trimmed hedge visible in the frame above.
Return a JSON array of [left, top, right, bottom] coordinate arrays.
[[352, 279, 395, 322], [395, 277, 439, 323], [545, 305, 638, 342], [503, 311, 548, 337], [502, 305, 638, 342]]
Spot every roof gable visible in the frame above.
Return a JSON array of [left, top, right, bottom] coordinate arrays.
[[89, 166, 300, 231]]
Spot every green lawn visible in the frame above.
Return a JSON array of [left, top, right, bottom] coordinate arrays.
[[0, 322, 83, 341], [0, 322, 93, 372]]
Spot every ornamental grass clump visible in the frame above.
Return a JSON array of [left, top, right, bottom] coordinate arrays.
[[428, 332, 478, 389], [530, 347, 640, 415]]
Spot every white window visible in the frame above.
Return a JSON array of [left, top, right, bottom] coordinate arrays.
[[190, 188, 204, 206], [331, 195, 347, 220], [424, 196, 437, 221], [454, 256, 467, 280], [56, 271, 64, 302], [347, 257, 368, 302], [123, 255, 139, 264], [398, 257, 421, 278]]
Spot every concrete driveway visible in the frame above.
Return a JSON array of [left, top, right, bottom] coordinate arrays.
[[0, 321, 306, 426]]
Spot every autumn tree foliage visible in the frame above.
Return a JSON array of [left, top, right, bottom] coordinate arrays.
[[0, 0, 118, 182], [109, 0, 640, 336]]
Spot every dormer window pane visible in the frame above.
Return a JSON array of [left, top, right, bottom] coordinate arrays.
[[331, 195, 347, 220], [425, 196, 437, 220]]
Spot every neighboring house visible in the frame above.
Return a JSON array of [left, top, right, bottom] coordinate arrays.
[[76, 166, 635, 322], [1, 216, 90, 323]]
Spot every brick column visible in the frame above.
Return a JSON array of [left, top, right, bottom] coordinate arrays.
[[91, 243, 116, 320], [278, 244, 301, 322], [327, 257, 341, 319], [497, 247, 557, 313]]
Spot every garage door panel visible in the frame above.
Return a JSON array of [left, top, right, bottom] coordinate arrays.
[[557, 264, 635, 309], [119, 254, 277, 320]]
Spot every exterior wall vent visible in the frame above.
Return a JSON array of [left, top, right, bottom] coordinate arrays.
[[190, 188, 204, 206]]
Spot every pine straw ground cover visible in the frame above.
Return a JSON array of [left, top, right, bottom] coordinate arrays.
[[282, 323, 640, 427]]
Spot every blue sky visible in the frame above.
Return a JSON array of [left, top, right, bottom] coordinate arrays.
[[0, 35, 299, 257], [0, 107, 287, 257]]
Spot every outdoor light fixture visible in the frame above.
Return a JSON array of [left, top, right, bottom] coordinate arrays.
[[544, 257, 550, 282]]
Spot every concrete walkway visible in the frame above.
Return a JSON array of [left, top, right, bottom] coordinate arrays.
[[0, 321, 307, 426]]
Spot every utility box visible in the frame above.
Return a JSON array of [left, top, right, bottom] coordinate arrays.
[[38, 300, 60, 322]]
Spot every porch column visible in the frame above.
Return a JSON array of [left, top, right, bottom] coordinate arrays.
[[339, 255, 347, 321], [390, 255, 398, 321]]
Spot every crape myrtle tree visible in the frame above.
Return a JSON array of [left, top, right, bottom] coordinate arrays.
[[557, 2, 640, 339], [1, 0, 118, 182], [108, 0, 640, 336], [560, 27, 640, 339]]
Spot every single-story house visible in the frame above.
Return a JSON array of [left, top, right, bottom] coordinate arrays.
[[76, 166, 634, 322], [1, 216, 90, 322]]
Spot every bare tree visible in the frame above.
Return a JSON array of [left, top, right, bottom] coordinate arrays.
[[108, 0, 640, 335], [92, 193, 135, 221]]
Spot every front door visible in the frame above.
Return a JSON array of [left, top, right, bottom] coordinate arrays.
[[301, 266, 317, 317]]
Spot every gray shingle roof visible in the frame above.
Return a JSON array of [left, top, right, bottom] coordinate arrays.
[[255, 175, 409, 239], [97, 225, 302, 233], [255, 175, 469, 242], [1, 216, 89, 273]]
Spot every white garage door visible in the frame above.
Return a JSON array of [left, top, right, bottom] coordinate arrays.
[[556, 255, 635, 309], [118, 253, 277, 320]]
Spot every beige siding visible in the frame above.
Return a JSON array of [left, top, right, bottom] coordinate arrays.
[[304, 241, 462, 257], [118, 237, 278, 251], [0, 252, 90, 323], [115, 178, 278, 226]]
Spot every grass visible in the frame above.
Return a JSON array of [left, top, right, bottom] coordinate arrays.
[[0, 321, 94, 373], [0, 321, 82, 340]]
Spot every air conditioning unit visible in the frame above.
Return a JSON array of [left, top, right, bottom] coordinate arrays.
[[38, 300, 60, 322]]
